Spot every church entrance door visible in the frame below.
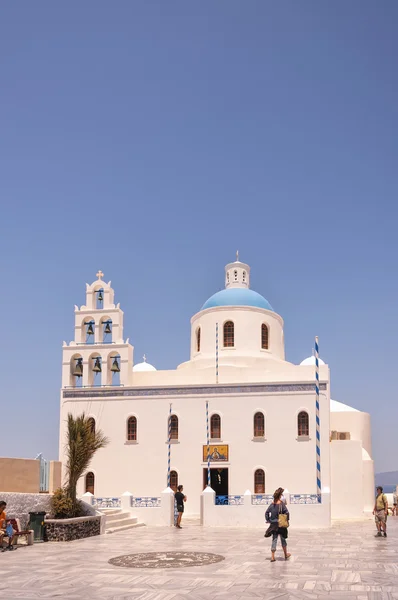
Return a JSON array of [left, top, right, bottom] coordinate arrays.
[[203, 468, 229, 498]]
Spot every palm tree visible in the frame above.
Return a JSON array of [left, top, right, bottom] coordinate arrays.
[[64, 413, 109, 515]]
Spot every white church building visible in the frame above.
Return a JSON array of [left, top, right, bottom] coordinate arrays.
[[60, 258, 374, 526]]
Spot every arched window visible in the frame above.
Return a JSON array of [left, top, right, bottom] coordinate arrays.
[[102, 318, 112, 343], [71, 355, 83, 388], [254, 412, 265, 438], [298, 411, 309, 437], [96, 288, 104, 309], [196, 327, 201, 353], [170, 470, 178, 492], [85, 319, 95, 344], [127, 416, 137, 441], [170, 415, 178, 440], [85, 472, 95, 495], [261, 324, 269, 350], [210, 414, 221, 439], [87, 417, 96, 434], [254, 469, 265, 494], [223, 321, 234, 347]]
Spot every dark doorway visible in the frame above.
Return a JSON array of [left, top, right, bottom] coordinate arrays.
[[203, 468, 229, 498]]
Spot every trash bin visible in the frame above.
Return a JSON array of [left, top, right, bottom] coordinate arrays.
[[28, 511, 46, 543]]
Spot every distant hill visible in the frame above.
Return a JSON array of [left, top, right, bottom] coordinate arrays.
[[375, 471, 398, 486]]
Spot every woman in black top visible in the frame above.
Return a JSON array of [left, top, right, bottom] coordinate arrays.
[[265, 488, 291, 562], [174, 485, 186, 529]]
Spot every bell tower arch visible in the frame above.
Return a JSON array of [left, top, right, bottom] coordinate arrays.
[[61, 271, 133, 389]]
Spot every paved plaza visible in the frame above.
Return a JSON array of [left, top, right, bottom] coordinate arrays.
[[2, 516, 398, 600]]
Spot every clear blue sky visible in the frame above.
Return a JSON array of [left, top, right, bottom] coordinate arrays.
[[0, 1, 397, 474]]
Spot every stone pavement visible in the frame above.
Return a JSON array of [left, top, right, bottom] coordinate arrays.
[[2, 516, 398, 600]]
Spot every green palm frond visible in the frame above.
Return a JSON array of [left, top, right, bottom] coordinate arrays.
[[64, 412, 109, 509]]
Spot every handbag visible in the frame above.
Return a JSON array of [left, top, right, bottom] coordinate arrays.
[[278, 503, 289, 528]]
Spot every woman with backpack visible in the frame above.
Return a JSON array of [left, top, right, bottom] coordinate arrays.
[[265, 488, 291, 562]]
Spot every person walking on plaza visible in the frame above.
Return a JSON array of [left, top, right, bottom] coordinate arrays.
[[392, 490, 397, 516], [174, 485, 187, 529], [265, 488, 291, 562], [373, 486, 388, 537]]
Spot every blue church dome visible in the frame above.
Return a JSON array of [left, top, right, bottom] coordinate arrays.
[[202, 288, 274, 311]]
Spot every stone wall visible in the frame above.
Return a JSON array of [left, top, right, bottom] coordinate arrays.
[[0, 492, 97, 530], [45, 516, 101, 541], [0, 492, 52, 530]]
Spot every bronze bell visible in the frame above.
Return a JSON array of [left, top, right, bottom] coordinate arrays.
[[73, 359, 83, 377], [98, 291, 103, 302], [111, 358, 120, 373], [104, 322, 112, 335], [93, 357, 102, 373], [86, 322, 94, 336]]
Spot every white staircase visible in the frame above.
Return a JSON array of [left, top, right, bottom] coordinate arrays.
[[100, 509, 145, 534]]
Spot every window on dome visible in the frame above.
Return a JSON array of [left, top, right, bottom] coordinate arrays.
[[227, 272, 230, 282], [196, 327, 201, 353], [170, 470, 178, 492], [254, 469, 265, 494], [254, 412, 265, 438], [170, 415, 179, 440], [210, 414, 221, 439], [261, 324, 269, 349], [85, 472, 95, 494], [234, 270, 238, 281], [243, 271, 246, 282], [298, 411, 309, 437], [223, 321, 234, 347], [127, 416, 137, 441]]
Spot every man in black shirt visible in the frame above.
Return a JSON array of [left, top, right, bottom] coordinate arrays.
[[174, 485, 187, 528]]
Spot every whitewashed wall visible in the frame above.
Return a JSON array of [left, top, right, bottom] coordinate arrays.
[[200, 489, 331, 528]]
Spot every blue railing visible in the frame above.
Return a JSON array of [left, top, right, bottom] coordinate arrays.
[[251, 494, 274, 505], [290, 494, 322, 504], [215, 495, 244, 506], [131, 496, 161, 508], [93, 497, 121, 509]]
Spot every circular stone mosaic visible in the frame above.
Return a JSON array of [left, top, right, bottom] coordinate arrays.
[[109, 551, 225, 569]]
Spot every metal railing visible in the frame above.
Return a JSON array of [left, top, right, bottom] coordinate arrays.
[[35, 453, 49, 492], [215, 495, 244, 506], [251, 494, 274, 505], [92, 497, 121, 509], [131, 496, 161, 508]]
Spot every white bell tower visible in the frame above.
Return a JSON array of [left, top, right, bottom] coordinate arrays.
[[225, 251, 251, 289], [61, 271, 133, 389]]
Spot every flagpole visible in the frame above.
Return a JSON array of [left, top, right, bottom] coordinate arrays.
[[206, 400, 210, 486], [315, 336, 321, 501], [216, 322, 219, 384], [167, 403, 172, 487]]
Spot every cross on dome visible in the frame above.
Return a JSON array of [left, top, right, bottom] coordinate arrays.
[[96, 270, 104, 280], [236, 250, 239, 262], [143, 354, 147, 362]]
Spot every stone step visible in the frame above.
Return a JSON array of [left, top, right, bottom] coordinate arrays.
[[106, 516, 138, 529], [106, 522, 145, 534], [99, 508, 121, 516], [105, 511, 131, 523]]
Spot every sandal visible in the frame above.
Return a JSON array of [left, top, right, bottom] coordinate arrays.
[[285, 553, 291, 560]]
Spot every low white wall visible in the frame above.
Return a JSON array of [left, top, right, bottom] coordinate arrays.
[[201, 489, 331, 528], [122, 489, 175, 526], [363, 457, 375, 513], [331, 440, 367, 519]]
